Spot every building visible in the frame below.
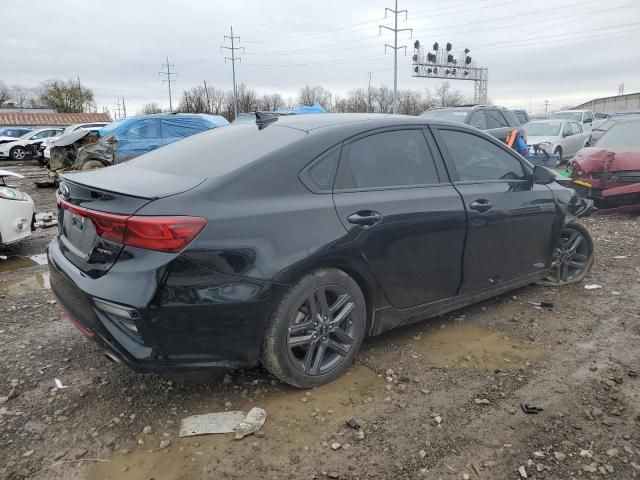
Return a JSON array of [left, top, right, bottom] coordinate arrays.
[[573, 92, 640, 114], [0, 110, 112, 128]]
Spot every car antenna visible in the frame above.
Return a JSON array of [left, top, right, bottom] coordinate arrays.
[[255, 111, 279, 130]]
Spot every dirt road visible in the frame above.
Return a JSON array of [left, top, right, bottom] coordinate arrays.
[[1, 159, 639, 479]]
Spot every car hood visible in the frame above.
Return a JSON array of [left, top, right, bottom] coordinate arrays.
[[526, 135, 557, 145], [573, 146, 640, 173], [0, 169, 25, 179], [52, 129, 92, 147]]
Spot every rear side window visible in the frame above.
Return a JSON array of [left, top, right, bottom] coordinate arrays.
[[439, 129, 526, 182], [336, 130, 439, 189], [571, 122, 583, 135], [486, 110, 508, 128], [469, 111, 487, 129], [501, 110, 520, 126], [305, 146, 340, 191]]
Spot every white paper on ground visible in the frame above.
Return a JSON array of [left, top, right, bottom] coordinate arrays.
[[179, 411, 246, 437]]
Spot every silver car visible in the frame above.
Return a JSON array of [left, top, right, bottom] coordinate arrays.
[[524, 119, 591, 160]]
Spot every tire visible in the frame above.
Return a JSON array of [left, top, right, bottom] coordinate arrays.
[[81, 159, 105, 170], [538, 221, 594, 286], [554, 146, 563, 161], [10, 146, 26, 161], [262, 268, 367, 388]]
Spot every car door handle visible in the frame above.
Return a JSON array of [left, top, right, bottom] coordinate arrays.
[[469, 199, 493, 213], [347, 210, 383, 227]]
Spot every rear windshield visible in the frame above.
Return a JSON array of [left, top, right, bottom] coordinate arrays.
[[514, 111, 528, 124], [524, 122, 562, 136], [550, 112, 583, 122], [420, 109, 470, 123], [596, 122, 640, 148], [129, 124, 306, 176]]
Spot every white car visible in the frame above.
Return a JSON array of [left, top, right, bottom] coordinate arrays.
[[0, 170, 35, 246], [0, 128, 64, 161], [524, 119, 591, 161], [43, 122, 108, 160], [549, 110, 600, 131]]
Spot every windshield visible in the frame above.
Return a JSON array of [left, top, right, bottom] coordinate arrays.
[[550, 112, 583, 122], [524, 122, 562, 137], [596, 122, 640, 148], [232, 114, 257, 124], [420, 109, 469, 123]]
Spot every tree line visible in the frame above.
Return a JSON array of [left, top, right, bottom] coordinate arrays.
[[0, 79, 95, 113], [144, 81, 468, 119]]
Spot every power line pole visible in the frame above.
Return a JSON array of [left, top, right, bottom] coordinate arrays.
[[544, 100, 550, 116], [221, 26, 244, 118], [122, 98, 127, 118], [113, 99, 123, 120], [367, 72, 373, 113], [380, 0, 412, 114], [77, 75, 84, 112], [159, 57, 177, 111], [203, 80, 211, 113]]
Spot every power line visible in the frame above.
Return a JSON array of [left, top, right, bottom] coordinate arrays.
[[221, 26, 244, 118], [159, 57, 177, 111], [380, 0, 412, 114], [113, 99, 123, 120]]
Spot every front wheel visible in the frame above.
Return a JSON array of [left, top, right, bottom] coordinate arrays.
[[262, 269, 366, 388], [10, 146, 26, 161], [538, 222, 594, 286]]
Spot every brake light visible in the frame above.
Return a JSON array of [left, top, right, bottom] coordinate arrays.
[[57, 195, 206, 253]]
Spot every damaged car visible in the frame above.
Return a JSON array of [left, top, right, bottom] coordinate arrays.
[[49, 113, 229, 172], [0, 170, 35, 246], [49, 114, 594, 388], [569, 117, 640, 209]]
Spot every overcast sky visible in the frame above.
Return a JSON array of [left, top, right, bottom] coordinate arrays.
[[3, 0, 640, 115]]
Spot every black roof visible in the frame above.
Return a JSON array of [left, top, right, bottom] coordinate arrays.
[[271, 113, 433, 133]]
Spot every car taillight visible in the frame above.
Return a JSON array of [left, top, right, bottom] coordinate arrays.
[[57, 195, 206, 253]]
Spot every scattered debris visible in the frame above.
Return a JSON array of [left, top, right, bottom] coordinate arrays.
[[179, 411, 246, 437], [613, 255, 628, 259], [234, 407, 267, 440], [518, 465, 528, 478], [345, 418, 363, 430], [520, 403, 543, 414], [331, 442, 342, 451], [584, 284, 603, 290], [474, 398, 490, 405], [528, 300, 554, 310], [159, 439, 171, 450], [54, 378, 69, 389]]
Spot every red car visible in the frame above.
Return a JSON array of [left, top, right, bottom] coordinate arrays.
[[569, 118, 640, 209]]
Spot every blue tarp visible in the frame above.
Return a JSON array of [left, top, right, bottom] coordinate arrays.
[[98, 113, 228, 160], [276, 103, 327, 115]]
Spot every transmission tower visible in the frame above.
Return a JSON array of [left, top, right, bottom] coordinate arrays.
[[221, 26, 244, 118], [113, 99, 123, 120], [159, 57, 177, 112], [380, 0, 412, 114]]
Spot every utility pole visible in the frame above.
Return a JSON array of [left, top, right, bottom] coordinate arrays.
[[544, 100, 550, 116], [122, 98, 127, 118], [113, 99, 123, 120], [203, 80, 211, 113], [367, 72, 373, 113], [184, 92, 190, 113], [77, 75, 83, 112], [221, 26, 244, 119], [159, 57, 177, 111], [380, 0, 412, 114]]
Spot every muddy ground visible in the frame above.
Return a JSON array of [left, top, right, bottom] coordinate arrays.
[[1, 158, 639, 480]]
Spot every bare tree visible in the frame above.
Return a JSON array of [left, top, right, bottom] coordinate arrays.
[[259, 93, 285, 111], [40, 79, 94, 113], [297, 85, 332, 108], [140, 103, 162, 115], [0, 82, 10, 107], [434, 81, 466, 107], [374, 85, 393, 113], [236, 83, 259, 114]]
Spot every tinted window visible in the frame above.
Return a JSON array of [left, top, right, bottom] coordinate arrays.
[[439, 129, 526, 182], [500, 110, 520, 127], [32, 130, 58, 139], [584, 112, 594, 122], [486, 110, 508, 129], [131, 124, 306, 176], [337, 130, 439, 189], [570, 122, 583, 135], [307, 147, 340, 191], [469, 111, 487, 129]]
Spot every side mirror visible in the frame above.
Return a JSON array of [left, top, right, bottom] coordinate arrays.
[[533, 165, 555, 185]]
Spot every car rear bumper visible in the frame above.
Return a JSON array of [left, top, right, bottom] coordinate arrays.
[[48, 238, 285, 371], [0, 199, 35, 245]]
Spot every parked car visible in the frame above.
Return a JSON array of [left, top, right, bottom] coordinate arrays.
[[549, 110, 598, 131], [0, 169, 35, 246], [589, 113, 640, 144], [0, 128, 64, 160], [43, 122, 109, 161], [0, 127, 34, 145], [421, 105, 524, 142], [49, 113, 229, 172], [511, 109, 531, 124], [569, 118, 640, 208], [49, 113, 594, 388], [524, 119, 590, 161]]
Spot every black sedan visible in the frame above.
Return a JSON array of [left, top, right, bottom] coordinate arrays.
[[49, 114, 594, 388]]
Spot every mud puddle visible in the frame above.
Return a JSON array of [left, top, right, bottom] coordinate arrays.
[[0, 253, 48, 273], [375, 324, 546, 371], [0, 272, 50, 295], [87, 364, 384, 480]]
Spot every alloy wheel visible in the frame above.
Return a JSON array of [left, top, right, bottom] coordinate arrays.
[[287, 285, 357, 375], [547, 226, 591, 283], [11, 147, 26, 160]]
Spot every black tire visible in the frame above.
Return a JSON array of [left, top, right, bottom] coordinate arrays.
[[538, 221, 595, 286], [262, 268, 366, 388], [81, 159, 105, 170], [10, 146, 27, 161], [554, 146, 563, 161]]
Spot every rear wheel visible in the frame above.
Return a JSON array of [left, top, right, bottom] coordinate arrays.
[[10, 146, 26, 161], [538, 222, 594, 286], [262, 269, 366, 388], [554, 146, 563, 161]]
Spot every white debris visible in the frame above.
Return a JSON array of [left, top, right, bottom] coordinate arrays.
[[54, 378, 69, 389], [234, 407, 267, 440], [179, 411, 246, 437], [584, 284, 602, 290], [518, 465, 528, 478]]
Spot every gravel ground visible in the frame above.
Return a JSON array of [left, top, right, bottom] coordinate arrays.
[[1, 159, 639, 480]]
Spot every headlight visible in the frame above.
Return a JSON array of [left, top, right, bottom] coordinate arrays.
[[0, 186, 29, 201]]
